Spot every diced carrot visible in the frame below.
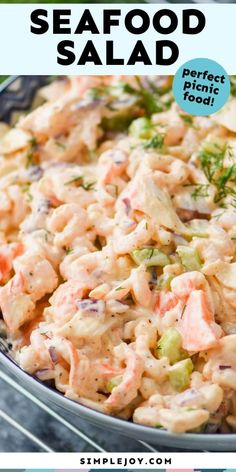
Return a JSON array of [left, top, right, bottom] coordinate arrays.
[[177, 290, 221, 351]]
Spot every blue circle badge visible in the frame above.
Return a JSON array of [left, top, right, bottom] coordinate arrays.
[[173, 58, 230, 116]]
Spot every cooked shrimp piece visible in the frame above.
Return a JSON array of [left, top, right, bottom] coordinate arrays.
[[135, 320, 169, 380], [18, 79, 104, 142], [146, 153, 189, 192], [0, 242, 23, 283], [0, 275, 35, 333], [13, 252, 58, 302], [47, 203, 88, 248], [113, 219, 153, 254], [105, 344, 144, 411], [152, 103, 187, 146], [48, 280, 85, 324], [98, 149, 128, 184], [0, 185, 28, 232], [192, 224, 234, 264], [158, 408, 209, 433], [203, 335, 236, 390], [133, 394, 164, 427], [171, 271, 214, 312]]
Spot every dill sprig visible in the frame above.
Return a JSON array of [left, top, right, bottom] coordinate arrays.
[[143, 133, 164, 150], [191, 184, 210, 200], [179, 114, 194, 127], [26, 136, 38, 168], [196, 140, 236, 207], [64, 175, 96, 191], [88, 77, 173, 119]]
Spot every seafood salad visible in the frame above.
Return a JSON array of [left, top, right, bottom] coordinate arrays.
[[1, 75, 236, 434]]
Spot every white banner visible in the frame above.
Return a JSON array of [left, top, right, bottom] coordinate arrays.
[[0, 452, 234, 468], [0, 4, 235, 75]]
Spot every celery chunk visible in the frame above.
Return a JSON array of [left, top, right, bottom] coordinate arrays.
[[168, 358, 193, 392], [156, 327, 187, 365], [156, 274, 174, 290], [132, 248, 170, 267], [177, 245, 202, 271], [184, 219, 209, 239], [129, 117, 152, 139]]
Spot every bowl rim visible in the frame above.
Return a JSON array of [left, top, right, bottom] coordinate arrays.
[[0, 350, 235, 451]]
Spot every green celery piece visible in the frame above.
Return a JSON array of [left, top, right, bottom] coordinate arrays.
[[177, 245, 202, 271], [129, 117, 152, 139], [131, 248, 170, 267], [156, 328, 187, 365], [156, 274, 174, 290], [168, 358, 194, 392], [184, 219, 209, 239]]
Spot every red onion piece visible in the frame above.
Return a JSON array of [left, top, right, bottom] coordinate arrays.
[[49, 346, 58, 363], [122, 198, 131, 216]]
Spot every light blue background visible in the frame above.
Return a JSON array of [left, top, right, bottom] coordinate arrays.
[[173, 57, 230, 116]]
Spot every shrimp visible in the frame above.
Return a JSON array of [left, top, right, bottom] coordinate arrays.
[[47, 203, 88, 248], [171, 271, 215, 312], [192, 224, 235, 264], [48, 280, 85, 324], [152, 103, 187, 146], [105, 344, 144, 411], [135, 320, 169, 380], [13, 252, 58, 302], [145, 153, 189, 192], [97, 149, 128, 184], [113, 219, 153, 255], [203, 335, 236, 390], [0, 275, 35, 333], [0, 185, 28, 232], [0, 242, 24, 283]]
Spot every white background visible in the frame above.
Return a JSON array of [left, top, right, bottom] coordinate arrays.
[[0, 452, 236, 467]]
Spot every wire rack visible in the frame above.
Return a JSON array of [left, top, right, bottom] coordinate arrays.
[[0, 367, 168, 453]]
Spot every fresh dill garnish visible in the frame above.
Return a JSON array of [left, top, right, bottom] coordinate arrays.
[[191, 184, 210, 200], [65, 247, 74, 255], [26, 136, 37, 168], [197, 140, 236, 207], [107, 183, 119, 198], [179, 114, 194, 126], [55, 141, 66, 150], [230, 76, 236, 97], [143, 134, 164, 149], [82, 181, 96, 191], [199, 141, 226, 182], [21, 183, 31, 193], [26, 192, 33, 203], [64, 175, 83, 185], [64, 175, 96, 191], [88, 77, 173, 121], [134, 76, 161, 115], [180, 304, 187, 318]]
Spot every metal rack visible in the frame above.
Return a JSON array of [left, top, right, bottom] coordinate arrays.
[[0, 369, 162, 453]]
